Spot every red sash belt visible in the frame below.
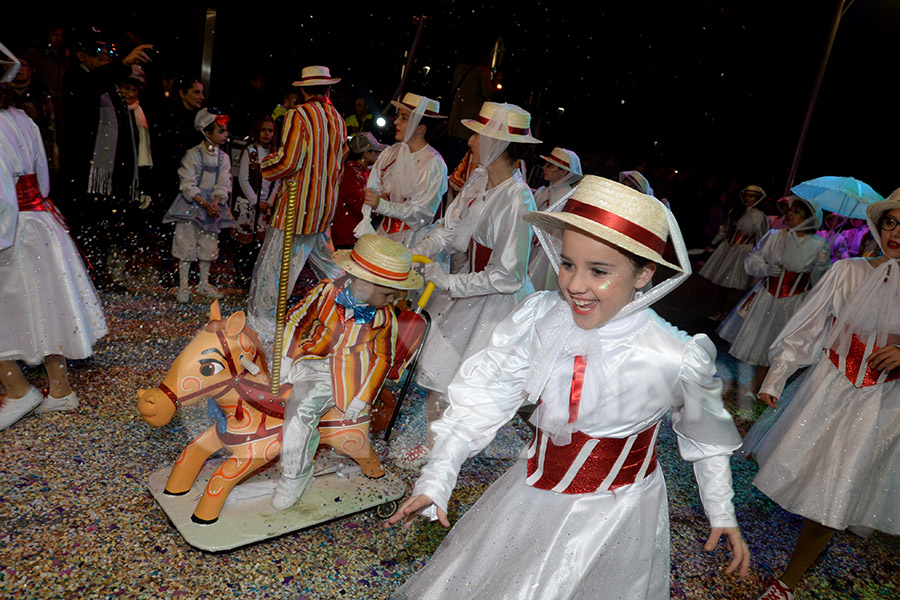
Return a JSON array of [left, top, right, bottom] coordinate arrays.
[[729, 230, 755, 246], [526, 421, 661, 494], [381, 216, 410, 234], [765, 270, 811, 299], [828, 333, 900, 388], [16, 174, 68, 230], [469, 239, 492, 273]]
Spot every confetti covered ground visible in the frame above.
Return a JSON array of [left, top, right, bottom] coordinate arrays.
[[1, 257, 898, 600]]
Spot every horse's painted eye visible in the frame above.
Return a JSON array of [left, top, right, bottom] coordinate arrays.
[[199, 359, 224, 377]]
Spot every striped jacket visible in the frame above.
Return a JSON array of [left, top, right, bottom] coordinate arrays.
[[283, 277, 396, 410], [262, 97, 348, 235]]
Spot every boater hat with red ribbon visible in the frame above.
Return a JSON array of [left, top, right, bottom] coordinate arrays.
[[332, 234, 424, 290], [462, 101, 541, 143], [524, 175, 682, 272], [389, 93, 446, 119], [292, 65, 341, 87]]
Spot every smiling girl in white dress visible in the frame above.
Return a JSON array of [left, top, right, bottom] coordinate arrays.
[[386, 175, 750, 599]]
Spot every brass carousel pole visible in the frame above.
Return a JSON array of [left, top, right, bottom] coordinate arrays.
[[270, 180, 298, 395]]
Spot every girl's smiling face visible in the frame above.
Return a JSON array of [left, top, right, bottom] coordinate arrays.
[[557, 228, 656, 329]]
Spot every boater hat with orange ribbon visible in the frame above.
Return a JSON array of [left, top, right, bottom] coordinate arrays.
[[332, 234, 423, 290], [524, 175, 681, 272]]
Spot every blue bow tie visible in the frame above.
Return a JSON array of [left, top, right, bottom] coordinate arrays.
[[335, 285, 377, 324]]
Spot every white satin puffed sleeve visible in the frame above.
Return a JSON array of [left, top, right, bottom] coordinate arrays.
[[671, 334, 743, 528], [444, 180, 535, 298], [744, 230, 777, 278], [411, 292, 546, 514], [761, 260, 847, 397], [374, 147, 447, 232]]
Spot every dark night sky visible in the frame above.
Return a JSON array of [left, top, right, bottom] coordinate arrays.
[[4, 1, 898, 197]]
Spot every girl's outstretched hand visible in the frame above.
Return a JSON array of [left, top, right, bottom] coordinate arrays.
[[384, 494, 450, 530], [705, 526, 751, 577], [758, 392, 777, 408]]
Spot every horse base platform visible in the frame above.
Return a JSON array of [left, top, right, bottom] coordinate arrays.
[[148, 449, 406, 551]]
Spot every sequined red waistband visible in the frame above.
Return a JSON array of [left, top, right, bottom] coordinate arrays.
[[381, 216, 411, 235], [765, 270, 811, 299], [828, 333, 900, 388], [526, 421, 661, 494], [16, 174, 68, 230]]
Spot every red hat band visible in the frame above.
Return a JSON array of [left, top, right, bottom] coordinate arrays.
[[563, 198, 666, 255]]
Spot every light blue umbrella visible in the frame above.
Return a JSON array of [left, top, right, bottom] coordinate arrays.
[[791, 176, 884, 220]]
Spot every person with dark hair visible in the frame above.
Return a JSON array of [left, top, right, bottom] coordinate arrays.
[[152, 76, 206, 195], [699, 184, 770, 319], [231, 115, 280, 284], [247, 65, 348, 346], [345, 96, 373, 134], [364, 93, 448, 248], [60, 28, 152, 290], [0, 83, 107, 430], [745, 195, 900, 600], [162, 108, 234, 302], [717, 197, 829, 403], [397, 102, 540, 468], [331, 132, 385, 249]]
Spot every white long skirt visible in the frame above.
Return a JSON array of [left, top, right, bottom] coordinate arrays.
[[0, 212, 107, 365], [699, 242, 754, 290], [718, 285, 809, 366], [393, 457, 671, 600], [416, 290, 524, 394], [752, 358, 900, 534]]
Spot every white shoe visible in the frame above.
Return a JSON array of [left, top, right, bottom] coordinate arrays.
[[737, 392, 758, 420], [758, 580, 795, 600], [197, 283, 224, 299], [35, 391, 79, 414], [0, 387, 44, 431], [395, 445, 430, 471], [271, 474, 312, 510], [176, 287, 190, 303]]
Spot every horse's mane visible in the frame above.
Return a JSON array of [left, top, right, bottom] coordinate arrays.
[[204, 318, 271, 379]]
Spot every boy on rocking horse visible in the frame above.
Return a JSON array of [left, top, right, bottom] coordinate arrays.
[[273, 234, 423, 509]]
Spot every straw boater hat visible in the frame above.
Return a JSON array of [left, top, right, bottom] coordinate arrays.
[[524, 175, 681, 271], [332, 234, 424, 290], [390, 93, 445, 118], [540, 147, 582, 175], [740, 185, 767, 202], [462, 102, 542, 143], [866, 190, 900, 237], [292, 65, 340, 87]]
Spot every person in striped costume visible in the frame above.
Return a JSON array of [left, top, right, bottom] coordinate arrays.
[[271, 234, 423, 510], [247, 65, 348, 345], [386, 176, 750, 599]]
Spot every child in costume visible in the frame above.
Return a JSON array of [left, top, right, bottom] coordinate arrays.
[[0, 85, 107, 429], [399, 102, 541, 468], [700, 184, 770, 319], [271, 234, 423, 509], [332, 132, 386, 249], [387, 176, 750, 599], [527, 147, 583, 291], [717, 196, 829, 400], [163, 108, 234, 303], [745, 195, 900, 600]]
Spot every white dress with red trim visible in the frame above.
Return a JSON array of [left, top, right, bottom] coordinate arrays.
[[749, 258, 900, 534], [393, 292, 742, 600], [717, 229, 827, 366], [0, 108, 107, 365], [699, 207, 769, 289], [412, 172, 535, 394]]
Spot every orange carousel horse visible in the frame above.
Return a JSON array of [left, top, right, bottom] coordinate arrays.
[[137, 301, 386, 524]]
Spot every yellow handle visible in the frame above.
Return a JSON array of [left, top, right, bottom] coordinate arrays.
[[412, 255, 435, 309]]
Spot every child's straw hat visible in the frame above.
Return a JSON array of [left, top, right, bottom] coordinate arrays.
[[540, 148, 582, 175], [333, 234, 424, 290], [390, 93, 445, 118], [524, 175, 681, 271], [462, 102, 541, 143]]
